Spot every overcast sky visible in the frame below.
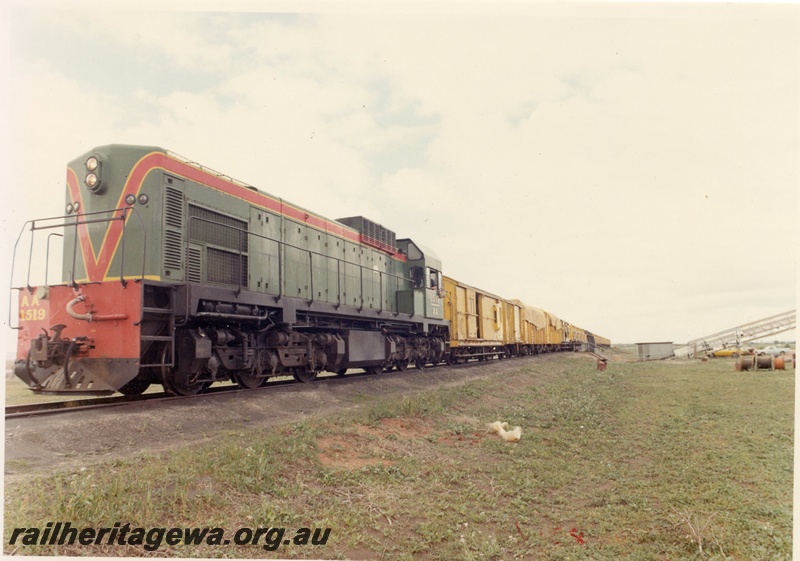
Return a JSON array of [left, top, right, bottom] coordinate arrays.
[[1, 1, 797, 349]]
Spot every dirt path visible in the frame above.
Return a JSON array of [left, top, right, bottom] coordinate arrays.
[[5, 354, 587, 483]]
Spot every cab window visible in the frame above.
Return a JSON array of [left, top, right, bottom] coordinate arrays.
[[428, 268, 440, 289]]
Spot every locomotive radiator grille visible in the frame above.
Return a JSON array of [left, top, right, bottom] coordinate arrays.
[[207, 248, 248, 287], [188, 205, 249, 288], [336, 216, 397, 253], [188, 206, 249, 252]]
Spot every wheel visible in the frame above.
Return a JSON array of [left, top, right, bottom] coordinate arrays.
[[119, 378, 150, 396], [336, 367, 348, 377], [292, 367, 317, 383], [414, 358, 426, 371], [160, 345, 208, 396], [162, 371, 207, 396], [234, 372, 267, 389], [395, 359, 409, 372], [365, 365, 383, 375]]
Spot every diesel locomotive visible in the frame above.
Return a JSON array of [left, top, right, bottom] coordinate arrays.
[[11, 144, 608, 396]]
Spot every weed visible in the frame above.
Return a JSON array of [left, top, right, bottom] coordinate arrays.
[[670, 507, 724, 557]]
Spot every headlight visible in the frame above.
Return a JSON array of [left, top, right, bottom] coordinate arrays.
[[73, 201, 80, 212], [82, 152, 105, 193], [138, 194, 149, 205], [125, 194, 136, 206], [66, 203, 74, 214]]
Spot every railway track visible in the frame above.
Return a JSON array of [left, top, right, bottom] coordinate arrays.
[[4, 367, 398, 420], [5, 352, 603, 420]]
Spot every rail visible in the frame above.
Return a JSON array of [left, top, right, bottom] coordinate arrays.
[[5, 365, 426, 419], [6, 353, 565, 419]]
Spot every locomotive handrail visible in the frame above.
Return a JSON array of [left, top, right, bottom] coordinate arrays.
[[167, 150, 257, 192], [44, 233, 63, 287], [8, 207, 148, 329], [183, 215, 414, 323], [9, 223, 29, 330], [127, 206, 148, 286]]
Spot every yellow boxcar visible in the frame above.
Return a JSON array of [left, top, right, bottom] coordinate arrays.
[[511, 301, 548, 353], [508, 299, 537, 355], [502, 300, 523, 354], [443, 275, 508, 362], [593, 334, 611, 347], [477, 292, 505, 344], [566, 323, 588, 348], [514, 304, 563, 352], [543, 310, 564, 348]]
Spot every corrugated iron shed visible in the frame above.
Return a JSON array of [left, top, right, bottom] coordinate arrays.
[[636, 342, 675, 361]]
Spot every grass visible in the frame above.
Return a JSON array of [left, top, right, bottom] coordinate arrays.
[[4, 354, 793, 559]]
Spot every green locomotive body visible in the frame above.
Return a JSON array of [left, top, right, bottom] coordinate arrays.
[[13, 144, 448, 395]]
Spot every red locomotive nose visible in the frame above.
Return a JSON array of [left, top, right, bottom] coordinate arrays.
[[14, 284, 141, 394]]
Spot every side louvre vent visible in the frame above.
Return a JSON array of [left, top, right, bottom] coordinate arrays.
[[186, 246, 202, 283], [163, 230, 183, 270], [162, 182, 186, 280], [164, 186, 184, 229]]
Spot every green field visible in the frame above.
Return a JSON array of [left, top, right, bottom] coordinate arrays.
[[4, 354, 793, 559]]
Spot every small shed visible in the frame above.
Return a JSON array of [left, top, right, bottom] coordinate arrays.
[[637, 342, 675, 361]]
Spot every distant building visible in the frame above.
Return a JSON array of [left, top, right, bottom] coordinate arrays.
[[637, 342, 675, 361]]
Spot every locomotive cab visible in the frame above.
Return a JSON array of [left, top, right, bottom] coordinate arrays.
[[396, 239, 444, 324]]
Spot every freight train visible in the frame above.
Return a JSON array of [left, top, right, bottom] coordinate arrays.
[[11, 144, 609, 396]]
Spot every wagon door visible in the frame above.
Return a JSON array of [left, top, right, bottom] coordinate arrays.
[[466, 288, 478, 339]]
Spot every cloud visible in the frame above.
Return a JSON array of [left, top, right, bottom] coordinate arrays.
[[3, 6, 797, 346], [35, 9, 237, 74]]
